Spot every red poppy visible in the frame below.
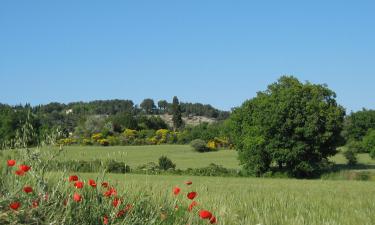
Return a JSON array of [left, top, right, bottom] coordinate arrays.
[[23, 186, 33, 193], [69, 175, 78, 182], [101, 182, 109, 188], [89, 179, 97, 187], [104, 187, 117, 197], [116, 204, 132, 218], [185, 181, 192, 185], [73, 193, 82, 202], [173, 186, 181, 195], [199, 210, 213, 219], [7, 159, 16, 167], [15, 169, 25, 176], [63, 199, 68, 206], [209, 216, 217, 224], [103, 215, 109, 225], [9, 202, 21, 210], [19, 164, 31, 172], [74, 181, 84, 189], [188, 201, 198, 211], [32, 200, 39, 208], [112, 197, 121, 207], [187, 192, 197, 200]]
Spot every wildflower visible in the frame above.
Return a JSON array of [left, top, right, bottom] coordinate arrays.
[[9, 202, 21, 211], [69, 175, 78, 182], [15, 169, 25, 176], [199, 210, 213, 219], [210, 216, 217, 224], [103, 215, 109, 224], [116, 204, 132, 218], [188, 201, 198, 211], [101, 182, 109, 188], [89, 179, 97, 187], [187, 192, 197, 200], [19, 164, 31, 172], [104, 187, 117, 197], [185, 181, 192, 185], [7, 159, 16, 166], [32, 200, 39, 208], [173, 186, 181, 195], [23, 186, 33, 193], [112, 197, 121, 207], [73, 193, 82, 202], [74, 181, 84, 189]]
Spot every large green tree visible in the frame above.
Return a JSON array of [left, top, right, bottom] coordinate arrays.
[[230, 76, 345, 178]]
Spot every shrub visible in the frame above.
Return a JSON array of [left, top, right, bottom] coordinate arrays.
[[158, 155, 176, 170], [190, 139, 209, 152], [105, 160, 130, 173], [98, 138, 110, 146], [343, 149, 357, 166]]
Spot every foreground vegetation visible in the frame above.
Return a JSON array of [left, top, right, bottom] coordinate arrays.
[[69, 173, 375, 225]]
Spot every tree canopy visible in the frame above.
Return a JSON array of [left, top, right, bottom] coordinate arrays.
[[230, 76, 345, 178]]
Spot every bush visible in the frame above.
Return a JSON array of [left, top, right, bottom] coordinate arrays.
[[158, 155, 176, 170], [190, 139, 209, 152], [343, 149, 357, 166], [105, 160, 130, 173]]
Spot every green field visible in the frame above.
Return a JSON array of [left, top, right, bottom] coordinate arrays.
[[2, 144, 375, 170], [24, 145, 240, 169], [71, 172, 375, 225], [3, 145, 375, 224]]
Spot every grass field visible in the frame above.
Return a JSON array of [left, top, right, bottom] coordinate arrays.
[[2, 144, 375, 170], [3, 145, 375, 224], [71, 172, 375, 225]]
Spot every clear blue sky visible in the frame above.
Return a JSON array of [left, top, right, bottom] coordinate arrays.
[[0, 1, 374, 112]]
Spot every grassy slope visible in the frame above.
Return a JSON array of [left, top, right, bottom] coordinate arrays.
[[74, 172, 375, 225]]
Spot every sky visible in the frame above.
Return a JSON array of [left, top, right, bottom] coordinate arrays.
[[0, 1, 374, 112]]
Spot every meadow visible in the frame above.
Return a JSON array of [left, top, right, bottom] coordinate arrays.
[[2, 144, 375, 170], [2, 145, 375, 224], [75, 172, 375, 225]]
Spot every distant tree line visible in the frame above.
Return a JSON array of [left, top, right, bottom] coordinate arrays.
[[0, 97, 229, 148]]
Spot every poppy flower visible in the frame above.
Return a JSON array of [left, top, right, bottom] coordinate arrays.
[[187, 192, 197, 200], [7, 159, 16, 167], [104, 187, 117, 197], [199, 210, 213, 219], [116, 204, 132, 218], [185, 181, 192, 185], [112, 197, 121, 207], [73, 193, 82, 202], [101, 182, 109, 188], [89, 179, 97, 187], [23, 186, 33, 193], [32, 200, 39, 208], [103, 215, 109, 225], [9, 202, 21, 210], [15, 169, 25, 176], [19, 164, 31, 172], [209, 216, 217, 224], [69, 175, 78, 182], [63, 199, 68, 206], [74, 181, 84, 189], [173, 186, 181, 195], [188, 201, 198, 211]]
